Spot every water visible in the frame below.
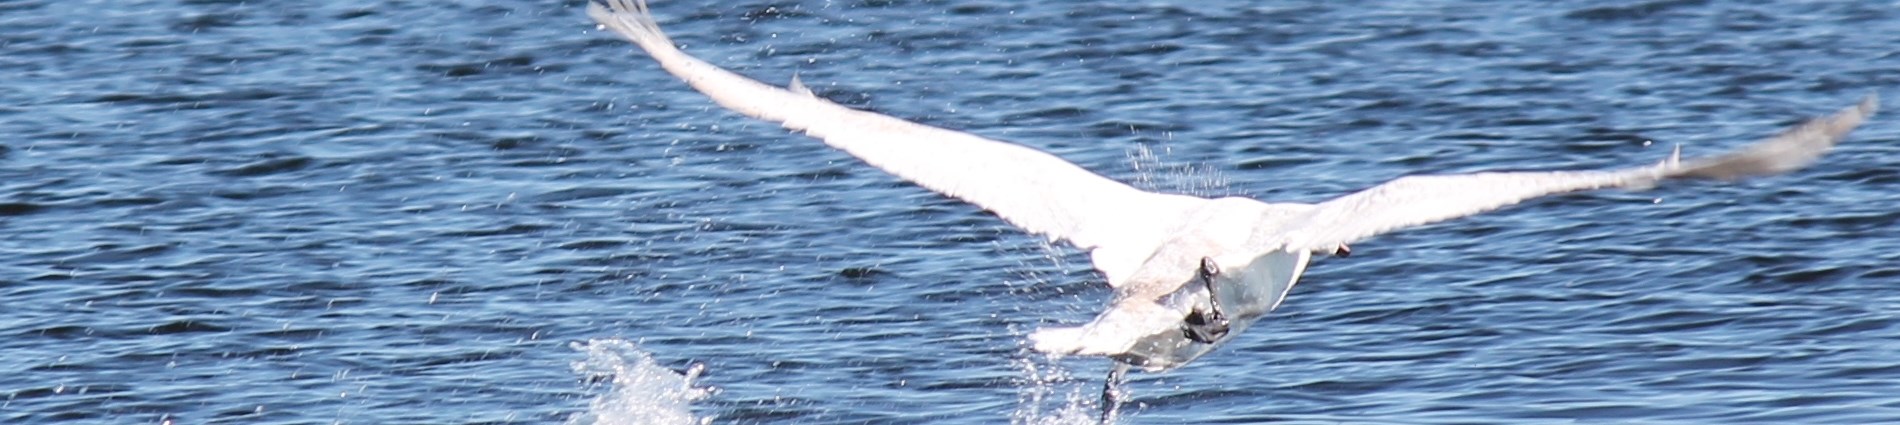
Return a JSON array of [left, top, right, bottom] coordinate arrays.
[[4, 0, 1900, 423]]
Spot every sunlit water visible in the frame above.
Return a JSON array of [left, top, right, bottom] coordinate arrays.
[[5, 1, 1900, 424]]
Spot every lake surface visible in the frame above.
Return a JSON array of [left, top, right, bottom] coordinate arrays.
[[4, 0, 1900, 423]]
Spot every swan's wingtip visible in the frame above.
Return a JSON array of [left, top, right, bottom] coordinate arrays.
[[588, 0, 672, 48], [590, 0, 653, 15]]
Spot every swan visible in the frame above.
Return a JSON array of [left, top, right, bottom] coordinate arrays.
[[587, 0, 1876, 421]]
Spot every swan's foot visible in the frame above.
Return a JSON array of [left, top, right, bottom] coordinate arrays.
[[1181, 306, 1228, 344], [1099, 363, 1130, 425]]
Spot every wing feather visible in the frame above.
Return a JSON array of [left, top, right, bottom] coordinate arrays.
[[1277, 95, 1876, 252], [589, 0, 1204, 282]]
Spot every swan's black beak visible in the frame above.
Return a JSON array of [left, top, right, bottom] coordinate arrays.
[[1334, 244, 1352, 258]]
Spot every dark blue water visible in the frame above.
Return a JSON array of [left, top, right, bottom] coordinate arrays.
[[5, 0, 1900, 423]]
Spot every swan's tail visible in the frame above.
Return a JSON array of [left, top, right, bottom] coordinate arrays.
[[588, 0, 677, 54]]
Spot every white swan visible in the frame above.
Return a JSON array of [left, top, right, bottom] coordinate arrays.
[[588, 0, 1874, 419]]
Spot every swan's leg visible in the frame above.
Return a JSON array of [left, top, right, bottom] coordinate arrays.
[[1182, 257, 1230, 343], [1100, 362, 1131, 425]]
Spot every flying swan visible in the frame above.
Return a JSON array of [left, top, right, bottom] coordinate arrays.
[[587, 0, 1876, 421]]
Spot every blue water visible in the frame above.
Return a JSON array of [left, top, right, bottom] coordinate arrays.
[[5, 0, 1900, 423]]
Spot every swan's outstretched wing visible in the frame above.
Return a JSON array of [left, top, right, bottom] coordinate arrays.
[[589, 1, 1204, 284], [1275, 96, 1876, 253]]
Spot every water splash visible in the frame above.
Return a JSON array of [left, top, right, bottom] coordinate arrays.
[[1128, 144, 1232, 197], [568, 338, 715, 425], [1001, 246, 1111, 425], [1009, 353, 1107, 425]]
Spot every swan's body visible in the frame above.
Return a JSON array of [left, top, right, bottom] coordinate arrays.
[[587, 0, 1876, 406]]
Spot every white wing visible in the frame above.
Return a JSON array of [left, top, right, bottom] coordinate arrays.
[[589, 1, 1205, 284], [1276, 95, 1876, 253]]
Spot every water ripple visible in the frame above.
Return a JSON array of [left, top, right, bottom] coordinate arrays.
[[2, 0, 1897, 424]]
